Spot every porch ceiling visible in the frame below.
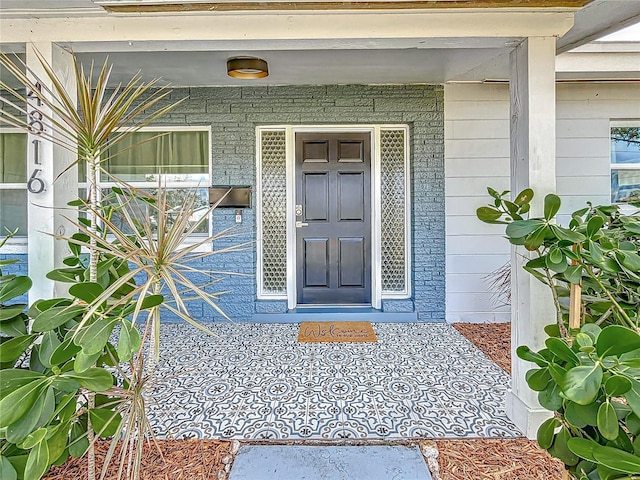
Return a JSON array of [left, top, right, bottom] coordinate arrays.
[[0, 0, 638, 86], [71, 45, 511, 87]]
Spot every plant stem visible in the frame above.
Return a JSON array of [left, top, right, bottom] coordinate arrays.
[[88, 154, 99, 284], [87, 154, 98, 480], [146, 279, 162, 388], [87, 394, 96, 480], [537, 249, 569, 339], [583, 265, 637, 331]]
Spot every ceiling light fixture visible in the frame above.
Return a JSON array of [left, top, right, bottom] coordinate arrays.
[[227, 57, 269, 79]]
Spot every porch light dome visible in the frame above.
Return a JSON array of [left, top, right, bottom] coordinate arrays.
[[227, 57, 269, 79]]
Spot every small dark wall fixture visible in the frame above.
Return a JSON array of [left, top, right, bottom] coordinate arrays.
[[209, 185, 252, 208]]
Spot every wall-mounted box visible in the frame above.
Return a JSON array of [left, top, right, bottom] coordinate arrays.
[[209, 186, 252, 208]]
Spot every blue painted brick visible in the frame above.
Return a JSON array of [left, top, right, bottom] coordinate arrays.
[[0, 254, 29, 304], [13, 84, 445, 323], [382, 299, 415, 313], [255, 300, 288, 314]]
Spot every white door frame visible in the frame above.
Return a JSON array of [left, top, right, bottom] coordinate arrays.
[[256, 124, 411, 310], [286, 126, 379, 309]]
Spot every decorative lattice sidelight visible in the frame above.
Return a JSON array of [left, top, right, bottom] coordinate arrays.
[[380, 128, 408, 294], [259, 130, 287, 295]]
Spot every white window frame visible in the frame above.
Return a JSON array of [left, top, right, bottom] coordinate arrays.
[[610, 120, 640, 208], [79, 125, 213, 238], [378, 125, 412, 300], [0, 128, 28, 253]]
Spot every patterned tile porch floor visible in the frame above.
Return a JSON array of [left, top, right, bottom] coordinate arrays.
[[147, 323, 522, 441]]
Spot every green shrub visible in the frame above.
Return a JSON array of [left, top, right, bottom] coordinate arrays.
[[478, 188, 640, 479]]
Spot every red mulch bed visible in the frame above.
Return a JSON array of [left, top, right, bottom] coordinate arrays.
[[45, 440, 234, 480], [454, 322, 511, 374], [432, 438, 564, 479], [45, 323, 563, 479]]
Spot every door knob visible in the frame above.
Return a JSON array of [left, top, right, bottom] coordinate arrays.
[[295, 221, 309, 228]]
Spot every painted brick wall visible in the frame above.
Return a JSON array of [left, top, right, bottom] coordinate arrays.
[[0, 254, 29, 304], [149, 84, 445, 321], [0, 254, 28, 276], [6, 85, 445, 322]]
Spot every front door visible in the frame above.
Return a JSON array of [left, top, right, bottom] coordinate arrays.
[[295, 132, 372, 305]]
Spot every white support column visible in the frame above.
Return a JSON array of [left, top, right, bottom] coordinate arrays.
[[507, 36, 557, 439], [27, 43, 77, 302]]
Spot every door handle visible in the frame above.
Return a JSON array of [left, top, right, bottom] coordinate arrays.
[[296, 221, 309, 228]]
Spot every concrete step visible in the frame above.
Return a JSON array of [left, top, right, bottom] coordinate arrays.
[[228, 445, 433, 480], [252, 311, 419, 322]]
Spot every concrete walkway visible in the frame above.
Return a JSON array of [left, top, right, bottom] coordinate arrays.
[[228, 445, 433, 480]]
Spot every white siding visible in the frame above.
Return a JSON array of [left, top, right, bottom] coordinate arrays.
[[444, 84, 511, 324], [556, 84, 640, 221], [444, 82, 640, 324]]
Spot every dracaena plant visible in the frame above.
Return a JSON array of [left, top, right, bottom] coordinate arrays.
[[64, 183, 249, 360], [0, 47, 248, 480], [1, 184, 248, 480], [478, 188, 640, 479], [47, 183, 250, 480], [0, 47, 182, 284], [0, 48, 183, 480]]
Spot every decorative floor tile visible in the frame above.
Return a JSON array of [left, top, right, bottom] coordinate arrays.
[[146, 323, 522, 440]]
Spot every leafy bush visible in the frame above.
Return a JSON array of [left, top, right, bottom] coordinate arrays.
[[478, 188, 640, 479], [478, 188, 640, 332], [0, 46, 187, 480], [0, 232, 147, 480], [0, 48, 244, 480], [0, 185, 244, 480], [520, 324, 640, 479]]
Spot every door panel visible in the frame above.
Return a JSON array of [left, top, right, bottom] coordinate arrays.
[[339, 238, 365, 287], [338, 140, 364, 163], [338, 172, 364, 221], [303, 173, 329, 221], [303, 140, 329, 163], [304, 238, 329, 287], [296, 132, 371, 305]]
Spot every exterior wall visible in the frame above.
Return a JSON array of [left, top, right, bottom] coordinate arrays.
[[0, 254, 28, 303], [0, 254, 28, 277], [444, 84, 511, 324], [4, 85, 445, 322], [444, 82, 640, 323], [7, 82, 638, 324], [195, 84, 446, 321], [554, 83, 627, 223]]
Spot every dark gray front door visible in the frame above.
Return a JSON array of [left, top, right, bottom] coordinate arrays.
[[295, 132, 371, 305]]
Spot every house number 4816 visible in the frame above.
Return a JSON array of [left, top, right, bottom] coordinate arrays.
[[26, 83, 45, 194]]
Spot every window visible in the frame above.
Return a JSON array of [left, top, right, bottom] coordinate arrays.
[[0, 131, 27, 237], [611, 123, 640, 204], [79, 127, 212, 235]]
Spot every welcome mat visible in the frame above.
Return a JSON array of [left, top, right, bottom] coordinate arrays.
[[298, 321, 378, 343]]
